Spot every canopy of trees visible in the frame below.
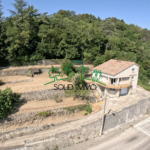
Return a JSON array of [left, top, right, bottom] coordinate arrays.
[[0, 0, 150, 89]]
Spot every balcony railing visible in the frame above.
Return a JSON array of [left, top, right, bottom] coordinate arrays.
[[89, 80, 131, 89]]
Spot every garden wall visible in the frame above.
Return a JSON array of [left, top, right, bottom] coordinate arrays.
[[19, 88, 97, 103], [0, 106, 85, 141], [0, 69, 33, 77], [19, 88, 65, 101], [6, 96, 150, 150], [37, 59, 92, 65]]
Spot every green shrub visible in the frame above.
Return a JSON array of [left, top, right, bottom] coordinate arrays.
[[61, 57, 75, 75], [75, 66, 89, 75], [54, 94, 61, 102], [67, 71, 75, 82], [79, 105, 92, 113], [83, 110, 88, 115], [0, 88, 21, 119], [37, 111, 51, 117], [85, 100, 89, 104], [64, 105, 92, 114], [51, 66, 59, 73]]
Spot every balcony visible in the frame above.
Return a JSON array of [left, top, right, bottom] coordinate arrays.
[[89, 80, 131, 89]]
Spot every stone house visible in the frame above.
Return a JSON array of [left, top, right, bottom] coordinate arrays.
[[93, 59, 140, 98]]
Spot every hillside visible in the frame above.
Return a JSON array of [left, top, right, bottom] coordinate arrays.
[[0, 0, 150, 89]]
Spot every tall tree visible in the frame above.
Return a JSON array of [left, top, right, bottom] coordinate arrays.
[[0, 0, 7, 65], [5, 0, 40, 64]]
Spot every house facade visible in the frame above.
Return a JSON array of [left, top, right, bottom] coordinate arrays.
[[93, 59, 140, 98]]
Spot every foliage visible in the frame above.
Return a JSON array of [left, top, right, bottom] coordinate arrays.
[[0, 0, 150, 90], [61, 57, 75, 75], [51, 65, 58, 73], [67, 71, 75, 82], [54, 94, 62, 103], [75, 66, 89, 75], [0, 87, 21, 119], [37, 111, 51, 117], [64, 105, 92, 113], [83, 110, 88, 115]]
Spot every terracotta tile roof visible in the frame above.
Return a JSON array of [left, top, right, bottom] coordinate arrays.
[[93, 59, 139, 76]]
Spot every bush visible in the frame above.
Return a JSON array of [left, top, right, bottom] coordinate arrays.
[[51, 66, 59, 73], [74, 74, 86, 87], [64, 105, 92, 114], [83, 110, 88, 115], [67, 71, 75, 82], [0, 88, 21, 119], [75, 66, 89, 75], [80, 105, 92, 113], [54, 94, 59, 102], [61, 57, 75, 75], [37, 111, 51, 117]]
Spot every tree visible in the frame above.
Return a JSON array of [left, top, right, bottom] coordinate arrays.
[[0, 0, 7, 65], [5, 0, 40, 65], [0, 88, 21, 119]]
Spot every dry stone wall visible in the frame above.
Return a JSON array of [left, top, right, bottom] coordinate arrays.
[[0, 107, 81, 127], [19, 88, 97, 103], [19, 88, 65, 101], [0, 108, 83, 142], [0, 69, 33, 77]]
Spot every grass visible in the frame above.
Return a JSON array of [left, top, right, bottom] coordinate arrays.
[[54, 94, 59, 102], [64, 105, 92, 114], [83, 110, 88, 115], [37, 111, 51, 117]]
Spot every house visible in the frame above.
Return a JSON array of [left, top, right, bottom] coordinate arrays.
[[93, 59, 140, 98]]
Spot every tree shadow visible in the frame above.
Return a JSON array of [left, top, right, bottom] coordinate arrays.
[[11, 99, 27, 114]]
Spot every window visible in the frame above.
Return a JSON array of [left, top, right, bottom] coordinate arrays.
[[110, 88, 115, 91], [111, 78, 116, 85], [132, 68, 135, 72], [132, 76, 134, 80]]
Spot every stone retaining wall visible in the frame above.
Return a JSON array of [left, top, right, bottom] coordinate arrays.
[[37, 60, 92, 65], [0, 107, 84, 141], [7, 96, 150, 150], [19, 88, 97, 103], [0, 69, 33, 77], [19, 88, 65, 101]]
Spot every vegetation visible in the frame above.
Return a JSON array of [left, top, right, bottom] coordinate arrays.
[[54, 94, 62, 103], [51, 65, 59, 73], [0, 0, 150, 90], [65, 73, 89, 99], [37, 111, 51, 117], [0, 88, 21, 119], [64, 105, 92, 113], [83, 110, 88, 115]]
